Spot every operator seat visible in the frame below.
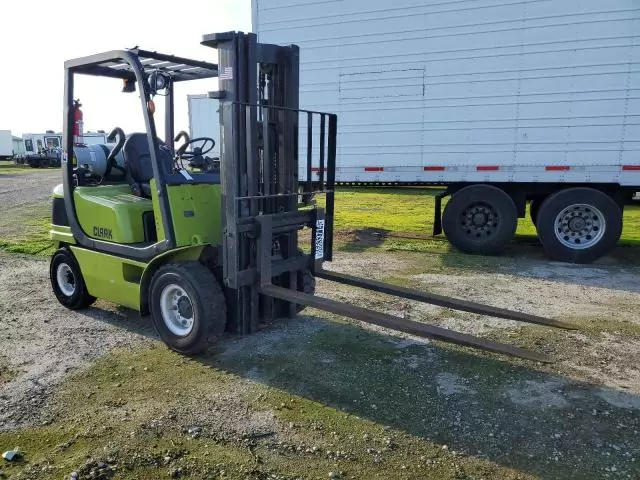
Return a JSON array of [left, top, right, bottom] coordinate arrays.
[[122, 133, 173, 197]]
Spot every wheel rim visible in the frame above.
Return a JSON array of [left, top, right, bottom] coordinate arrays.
[[159, 284, 195, 336], [460, 202, 499, 240], [554, 203, 606, 250], [56, 263, 76, 297]]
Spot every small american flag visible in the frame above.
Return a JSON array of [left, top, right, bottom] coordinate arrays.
[[219, 66, 233, 80]]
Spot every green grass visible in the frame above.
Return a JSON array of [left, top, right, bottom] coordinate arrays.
[[327, 187, 640, 253], [0, 204, 54, 255], [0, 160, 33, 174], [0, 358, 18, 384], [3, 186, 640, 260]]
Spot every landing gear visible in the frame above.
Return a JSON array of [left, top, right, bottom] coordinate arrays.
[[442, 184, 518, 255]]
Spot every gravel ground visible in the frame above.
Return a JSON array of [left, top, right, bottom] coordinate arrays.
[[3, 250, 639, 427], [0, 170, 60, 209], [1, 250, 639, 478], [0, 253, 154, 431]]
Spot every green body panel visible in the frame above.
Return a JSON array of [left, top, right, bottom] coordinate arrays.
[[50, 225, 76, 248], [74, 185, 153, 243], [69, 244, 205, 311], [50, 178, 223, 311], [163, 184, 223, 247], [150, 179, 165, 242], [70, 246, 147, 310]]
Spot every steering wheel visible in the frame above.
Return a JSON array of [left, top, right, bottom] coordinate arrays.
[[175, 132, 215, 160], [105, 127, 126, 177]]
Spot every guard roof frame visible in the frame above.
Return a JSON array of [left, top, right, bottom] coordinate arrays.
[[65, 49, 219, 82]]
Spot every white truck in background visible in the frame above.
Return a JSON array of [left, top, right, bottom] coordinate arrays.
[[20, 131, 109, 167], [22, 131, 108, 156], [0, 130, 12, 159], [248, 0, 640, 263]]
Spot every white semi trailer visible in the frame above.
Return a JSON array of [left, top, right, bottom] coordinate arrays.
[[249, 0, 640, 263], [0, 130, 12, 159]]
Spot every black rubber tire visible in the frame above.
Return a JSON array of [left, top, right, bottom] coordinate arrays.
[[296, 269, 316, 313], [536, 188, 622, 264], [442, 184, 518, 255], [149, 262, 227, 355], [50, 248, 96, 309]]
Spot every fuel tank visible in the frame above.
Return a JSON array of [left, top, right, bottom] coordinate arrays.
[[73, 144, 124, 177]]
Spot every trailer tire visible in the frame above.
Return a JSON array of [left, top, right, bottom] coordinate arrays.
[[536, 188, 622, 263], [50, 248, 96, 309], [442, 184, 517, 255], [149, 262, 227, 355]]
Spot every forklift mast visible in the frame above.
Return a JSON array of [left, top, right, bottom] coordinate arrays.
[[202, 32, 336, 335], [202, 32, 574, 363]]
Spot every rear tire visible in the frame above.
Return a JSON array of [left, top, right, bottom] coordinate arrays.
[[149, 262, 227, 355], [50, 248, 96, 309], [536, 188, 622, 263], [442, 184, 518, 255]]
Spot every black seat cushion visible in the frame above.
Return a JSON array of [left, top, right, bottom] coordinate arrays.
[[123, 133, 173, 197]]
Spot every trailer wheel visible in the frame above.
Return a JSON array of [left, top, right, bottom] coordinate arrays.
[[149, 262, 227, 355], [536, 188, 622, 263], [50, 248, 96, 309], [442, 184, 517, 254]]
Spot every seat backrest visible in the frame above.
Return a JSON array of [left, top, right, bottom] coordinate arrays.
[[122, 133, 173, 194]]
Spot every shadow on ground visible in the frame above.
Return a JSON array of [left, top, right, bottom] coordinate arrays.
[[206, 316, 640, 479], [84, 303, 640, 480]]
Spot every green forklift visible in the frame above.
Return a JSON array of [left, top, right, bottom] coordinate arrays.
[[49, 32, 572, 362]]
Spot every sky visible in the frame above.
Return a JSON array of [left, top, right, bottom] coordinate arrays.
[[0, 0, 252, 138]]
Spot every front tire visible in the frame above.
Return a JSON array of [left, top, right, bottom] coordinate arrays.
[[50, 248, 96, 309], [442, 184, 518, 255], [149, 262, 227, 355], [536, 188, 622, 263]]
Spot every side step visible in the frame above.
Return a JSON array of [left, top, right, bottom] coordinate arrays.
[[260, 284, 553, 363]]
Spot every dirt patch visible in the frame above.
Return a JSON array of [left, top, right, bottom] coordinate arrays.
[[323, 250, 417, 279], [435, 372, 477, 397], [596, 389, 640, 409], [506, 379, 569, 408], [0, 253, 153, 431], [0, 169, 59, 209]]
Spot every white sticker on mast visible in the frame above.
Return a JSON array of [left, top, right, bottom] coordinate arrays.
[[315, 219, 325, 260], [219, 67, 233, 80]]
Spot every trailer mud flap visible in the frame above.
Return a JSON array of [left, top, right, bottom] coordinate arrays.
[[432, 190, 449, 236]]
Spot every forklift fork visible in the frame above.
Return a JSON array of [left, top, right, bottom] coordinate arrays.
[[255, 213, 573, 363]]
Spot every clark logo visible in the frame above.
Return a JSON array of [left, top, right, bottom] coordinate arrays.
[[93, 226, 113, 239]]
